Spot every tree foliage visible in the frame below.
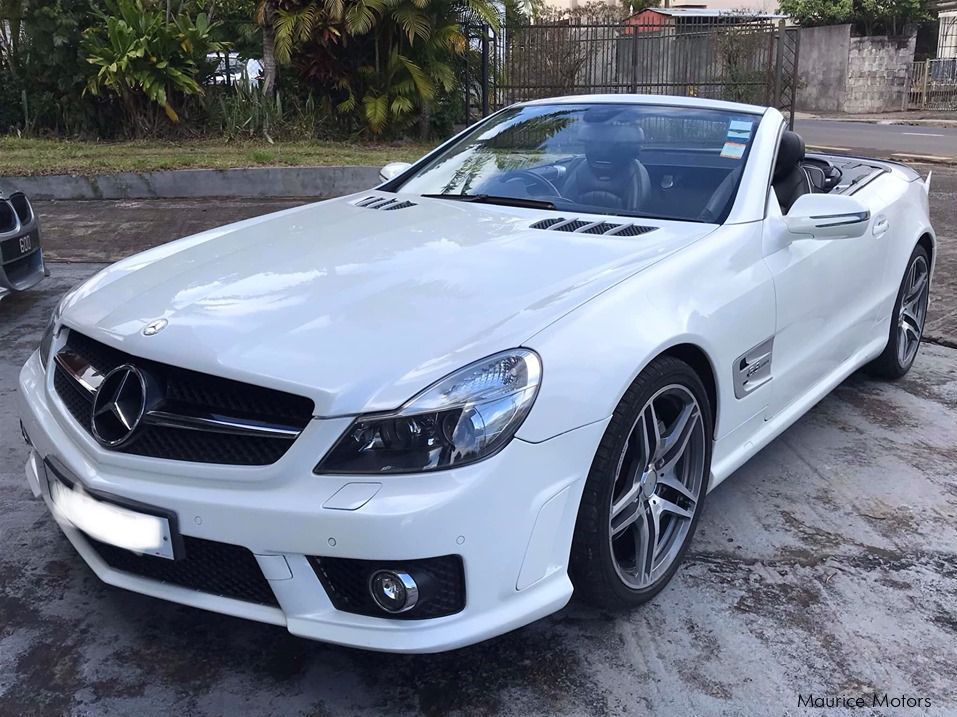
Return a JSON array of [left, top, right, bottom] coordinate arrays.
[[779, 0, 931, 35], [3, 0, 510, 139], [0, 0, 102, 133], [82, 0, 229, 134], [262, 0, 496, 135]]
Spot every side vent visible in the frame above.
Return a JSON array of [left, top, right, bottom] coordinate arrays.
[[354, 196, 417, 211], [530, 217, 656, 237]]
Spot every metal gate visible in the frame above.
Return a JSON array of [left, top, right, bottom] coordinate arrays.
[[465, 17, 799, 128], [906, 59, 957, 109]]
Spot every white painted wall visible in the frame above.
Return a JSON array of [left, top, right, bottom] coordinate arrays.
[[546, 0, 782, 14], [675, 0, 781, 11]]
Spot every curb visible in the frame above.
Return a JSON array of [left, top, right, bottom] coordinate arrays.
[[0, 166, 382, 200], [796, 114, 957, 129], [805, 144, 957, 166], [925, 336, 957, 350], [887, 153, 957, 166]]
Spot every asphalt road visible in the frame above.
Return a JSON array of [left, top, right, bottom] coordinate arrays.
[[794, 119, 957, 162]]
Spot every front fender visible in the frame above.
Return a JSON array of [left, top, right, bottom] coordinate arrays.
[[517, 222, 775, 444]]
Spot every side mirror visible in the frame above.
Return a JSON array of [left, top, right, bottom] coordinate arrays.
[[783, 194, 871, 240], [379, 161, 412, 182]]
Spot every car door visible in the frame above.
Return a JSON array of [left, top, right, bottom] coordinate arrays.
[[761, 188, 889, 418]]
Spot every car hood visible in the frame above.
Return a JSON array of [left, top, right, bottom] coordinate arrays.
[[61, 194, 714, 415]]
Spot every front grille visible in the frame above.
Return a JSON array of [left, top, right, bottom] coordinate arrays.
[[0, 199, 15, 233], [309, 555, 465, 620], [84, 533, 279, 607], [53, 330, 315, 465], [121, 424, 300, 465], [9, 192, 33, 224], [54, 366, 91, 428]]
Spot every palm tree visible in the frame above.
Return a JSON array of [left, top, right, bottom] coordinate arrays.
[[0, 0, 25, 78], [261, 0, 497, 133], [255, 0, 279, 95]]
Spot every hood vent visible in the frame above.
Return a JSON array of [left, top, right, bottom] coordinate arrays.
[[530, 217, 656, 237], [354, 196, 417, 211]]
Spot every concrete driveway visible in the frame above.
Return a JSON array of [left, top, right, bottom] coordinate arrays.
[[2, 169, 957, 716]]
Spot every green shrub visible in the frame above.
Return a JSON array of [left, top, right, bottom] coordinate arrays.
[[82, 0, 229, 136], [264, 0, 497, 137], [209, 81, 326, 140]]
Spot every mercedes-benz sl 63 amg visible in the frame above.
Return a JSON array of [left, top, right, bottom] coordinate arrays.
[[18, 96, 935, 652]]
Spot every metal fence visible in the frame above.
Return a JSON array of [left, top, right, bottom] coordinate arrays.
[[906, 58, 957, 109], [464, 17, 799, 127]]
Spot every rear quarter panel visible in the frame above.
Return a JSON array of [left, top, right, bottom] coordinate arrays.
[[865, 170, 936, 323]]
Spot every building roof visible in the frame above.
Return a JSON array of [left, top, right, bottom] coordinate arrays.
[[636, 8, 786, 19]]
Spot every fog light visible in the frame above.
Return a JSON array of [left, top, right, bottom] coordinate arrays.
[[368, 570, 418, 613]]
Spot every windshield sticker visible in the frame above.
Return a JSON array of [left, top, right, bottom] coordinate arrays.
[[721, 141, 747, 159], [729, 120, 753, 132], [727, 130, 751, 140]]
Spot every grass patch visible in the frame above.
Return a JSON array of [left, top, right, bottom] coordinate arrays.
[[0, 137, 435, 176]]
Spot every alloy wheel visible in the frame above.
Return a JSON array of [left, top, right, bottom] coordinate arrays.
[[608, 384, 706, 590], [897, 254, 929, 368]]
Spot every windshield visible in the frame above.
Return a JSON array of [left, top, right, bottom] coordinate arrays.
[[394, 103, 762, 223]]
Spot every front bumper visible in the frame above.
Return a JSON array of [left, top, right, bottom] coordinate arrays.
[[0, 194, 45, 296], [18, 351, 606, 652]]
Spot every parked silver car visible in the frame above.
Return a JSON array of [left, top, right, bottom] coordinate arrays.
[[0, 190, 45, 300]]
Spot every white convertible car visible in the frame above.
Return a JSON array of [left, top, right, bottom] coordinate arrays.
[[18, 96, 935, 653]]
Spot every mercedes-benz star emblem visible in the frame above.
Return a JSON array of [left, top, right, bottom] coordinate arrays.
[[143, 318, 168, 336], [91, 365, 148, 447]]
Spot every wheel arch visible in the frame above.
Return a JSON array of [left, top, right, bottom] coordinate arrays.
[[658, 343, 719, 438], [917, 231, 935, 270]]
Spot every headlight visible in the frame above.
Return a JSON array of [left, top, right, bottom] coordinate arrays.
[[316, 349, 542, 474], [38, 296, 67, 371]]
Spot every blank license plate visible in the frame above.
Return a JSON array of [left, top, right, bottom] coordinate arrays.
[[49, 477, 176, 560]]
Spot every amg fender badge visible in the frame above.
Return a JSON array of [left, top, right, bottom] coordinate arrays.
[[734, 338, 774, 399]]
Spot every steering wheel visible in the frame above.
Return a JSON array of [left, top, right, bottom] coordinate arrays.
[[501, 170, 562, 198], [698, 168, 741, 223]]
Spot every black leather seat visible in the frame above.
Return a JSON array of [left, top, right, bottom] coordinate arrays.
[[564, 121, 652, 212], [772, 130, 812, 213]]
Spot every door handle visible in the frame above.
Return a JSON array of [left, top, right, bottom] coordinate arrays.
[[873, 215, 890, 237]]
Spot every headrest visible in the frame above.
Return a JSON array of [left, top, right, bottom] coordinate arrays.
[[578, 119, 644, 143], [773, 130, 805, 181]]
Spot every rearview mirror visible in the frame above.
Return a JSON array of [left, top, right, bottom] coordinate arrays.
[[783, 194, 870, 240], [379, 162, 412, 182]]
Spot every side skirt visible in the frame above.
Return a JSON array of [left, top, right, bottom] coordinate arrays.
[[708, 335, 886, 490]]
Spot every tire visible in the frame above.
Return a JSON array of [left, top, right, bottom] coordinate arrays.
[[866, 244, 931, 380], [570, 356, 713, 609]]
